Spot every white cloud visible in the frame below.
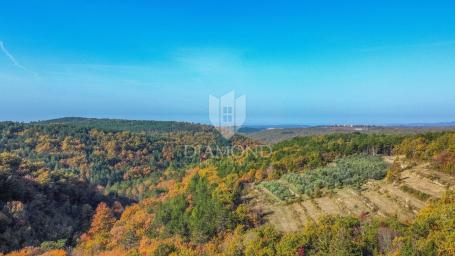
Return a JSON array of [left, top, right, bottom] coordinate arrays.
[[0, 40, 39, 78]]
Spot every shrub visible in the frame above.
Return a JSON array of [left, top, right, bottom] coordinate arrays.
[[283, 155, 388, 197]]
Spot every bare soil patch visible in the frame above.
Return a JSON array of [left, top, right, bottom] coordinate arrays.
[[247, 158, 453, 232], [400, 170, 446, 198], [314, 197, 342, 216]]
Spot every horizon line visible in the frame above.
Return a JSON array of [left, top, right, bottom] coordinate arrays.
[[1, 116, 455, 128]]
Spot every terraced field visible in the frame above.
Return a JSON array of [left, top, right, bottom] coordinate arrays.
[[248, 159, 455, 232]]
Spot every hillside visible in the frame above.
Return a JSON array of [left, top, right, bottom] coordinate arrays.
[[244, 125, 455, 143], [1, 124, 454, 255], [34, 117, 212, 133], [251, 156, 455, 232], [0, 119, 254, 253], [3, 1, 455, 255]]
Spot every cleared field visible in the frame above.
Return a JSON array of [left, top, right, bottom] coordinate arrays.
[[335, 189, 371, 215], [380, 183, 426, 210], [268, 205, 301, 232], [300, 200, 322, 222], [291, 203, 311, 224], [249, 158, 454, 232], [314, 197, 342, 215], [400, 170, 447, 198], [249, 188, 303, 232], [362, 190, 414, 222], [415, 167, 455, 187]]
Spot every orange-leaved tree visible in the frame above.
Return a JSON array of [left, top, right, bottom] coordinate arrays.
[[75, 203, 116, 255]]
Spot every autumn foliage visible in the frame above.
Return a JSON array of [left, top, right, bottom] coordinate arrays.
[[1, 120, 455, 255]]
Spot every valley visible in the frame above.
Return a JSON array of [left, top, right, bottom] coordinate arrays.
[[1, 119, 454, 255]]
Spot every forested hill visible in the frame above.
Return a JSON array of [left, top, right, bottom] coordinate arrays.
[[1, 119, 454, 255], [244, 125, 455, 143], [33, 117, 213, 133], [0, 119, 253, 200], [0, 119, 255, 253]]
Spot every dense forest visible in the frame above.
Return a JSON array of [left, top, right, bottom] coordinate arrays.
[[0, 119, 254, 253], [35, 118, 213, 133], [0, 119, 454, 255]]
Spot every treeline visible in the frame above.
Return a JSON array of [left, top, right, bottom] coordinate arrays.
[[34, 117, 213, 133], [210, 133, 404, 182], [212, 132, 455, 183], [394, 132, 455, 174]]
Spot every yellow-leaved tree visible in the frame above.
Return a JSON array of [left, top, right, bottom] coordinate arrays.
[[74, 203, 116, 255]]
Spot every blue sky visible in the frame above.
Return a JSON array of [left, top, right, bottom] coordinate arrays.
[[1, 0, 455, 124]]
